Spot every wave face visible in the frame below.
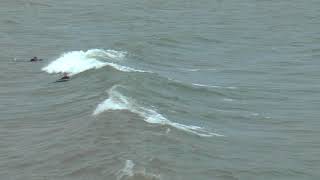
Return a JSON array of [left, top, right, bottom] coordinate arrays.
[[42, 49, 143, 75], [93, 86, 223, 137]]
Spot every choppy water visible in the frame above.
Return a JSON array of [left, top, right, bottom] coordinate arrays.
[[1, 0, 320, 179]]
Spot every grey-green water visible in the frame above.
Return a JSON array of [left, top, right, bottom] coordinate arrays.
[[1, 0, 319, 179]]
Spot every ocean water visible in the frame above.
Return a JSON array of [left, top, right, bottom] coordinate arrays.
[[1, 0, 320, 179]]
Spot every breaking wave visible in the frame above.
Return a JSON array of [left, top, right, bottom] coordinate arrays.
[[42, 49, 145, 76], [40, 48, 224, 138], [93, 86, 224, 137]]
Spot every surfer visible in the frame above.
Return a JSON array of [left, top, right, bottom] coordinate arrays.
[[30, 56, 43, 62], [60, 72, 70, 80], [54, 72, 70, 83]]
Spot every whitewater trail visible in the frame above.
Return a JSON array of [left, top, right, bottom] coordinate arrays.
[[93, 85, 224, 137], [42, 49, 145, 76]]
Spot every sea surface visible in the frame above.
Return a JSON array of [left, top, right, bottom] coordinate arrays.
[[0, 0, 319, 179]]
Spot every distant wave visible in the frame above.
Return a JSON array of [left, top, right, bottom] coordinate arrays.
[[191, 83, 223, 89], [166, 77, 237, 92], [192, 83, 237, 89], [93, 86, 223, 137], [179, 68, 217, 72], [42, 49, 145, 76]]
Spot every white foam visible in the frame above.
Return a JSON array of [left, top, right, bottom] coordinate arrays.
[[105, 62, 147, 73], [116, 160, 161, 180], [42, 49, 144, 75], [86, 49, 126, 60], [117, 160, 135, 180], [93, 86, 224, 137], [93, 86, 129, 115]]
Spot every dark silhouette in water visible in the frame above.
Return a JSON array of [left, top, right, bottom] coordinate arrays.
[[30, 57, 43, 62], [55, 73, 70, 82]]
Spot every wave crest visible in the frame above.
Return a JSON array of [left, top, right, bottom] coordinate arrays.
[[42, 49, 144, 75], [93, 86, 224, 137]]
